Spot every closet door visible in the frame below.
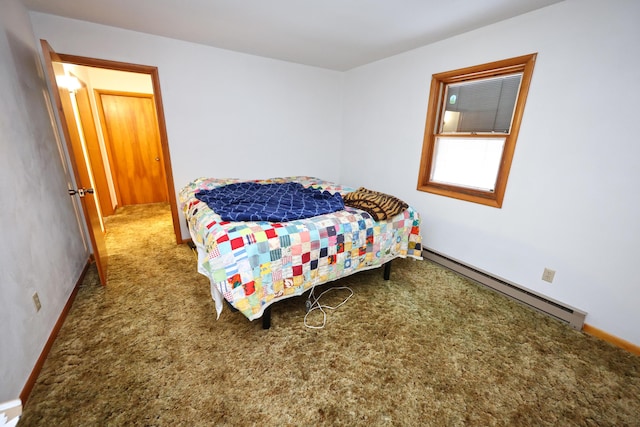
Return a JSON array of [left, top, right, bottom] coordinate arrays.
[[97, 91, 168, 206]]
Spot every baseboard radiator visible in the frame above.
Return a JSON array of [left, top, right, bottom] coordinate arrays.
[[423, 249, 587, 330]]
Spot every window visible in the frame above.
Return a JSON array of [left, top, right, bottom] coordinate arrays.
[[417, 53, 537, 208]]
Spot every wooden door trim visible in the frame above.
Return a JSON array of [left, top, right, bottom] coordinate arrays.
[[96, 89, 154, 99], [51, 50, 183, 244], [93, 89, 121, 206], [93, 89, 122, 206]]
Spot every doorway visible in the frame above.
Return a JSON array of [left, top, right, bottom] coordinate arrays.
[[48, 49, 182, 246]]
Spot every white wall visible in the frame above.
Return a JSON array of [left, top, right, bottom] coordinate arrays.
[[0, 0, 89, 402], [81, 67, 154, 94], [28, 12, 345, 239], [341, 0, 640, 346]]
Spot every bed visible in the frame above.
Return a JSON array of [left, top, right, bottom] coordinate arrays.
[[179, 176, 422, 328]]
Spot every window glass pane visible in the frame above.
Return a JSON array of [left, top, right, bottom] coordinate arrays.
[[441, 74, 522, 134], [430, 136, 506, 192]]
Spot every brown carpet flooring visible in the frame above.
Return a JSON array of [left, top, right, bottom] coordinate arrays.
[[19, 203, 640, 426]]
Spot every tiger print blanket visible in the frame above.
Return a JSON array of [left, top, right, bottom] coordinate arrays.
[[343, 187, 408, 221]]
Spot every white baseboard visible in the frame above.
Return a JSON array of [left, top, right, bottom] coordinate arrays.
[[0, 399, 21, 427]]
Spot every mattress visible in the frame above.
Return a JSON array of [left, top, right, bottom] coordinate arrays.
[[180, 176, 423, 321]]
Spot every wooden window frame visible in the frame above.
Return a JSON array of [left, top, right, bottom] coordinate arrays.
[[417, 53, 537, 208]]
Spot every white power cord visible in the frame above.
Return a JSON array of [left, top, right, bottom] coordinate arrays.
[[304, 285, 354, 329]]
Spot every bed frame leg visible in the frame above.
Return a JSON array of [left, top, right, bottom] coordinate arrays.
[[383, 261, 392, 280], [262, 306, 272, 329]]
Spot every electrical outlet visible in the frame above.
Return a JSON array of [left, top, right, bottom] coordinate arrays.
[[542, 268, 556, 283], [32, 292, 42, 312]]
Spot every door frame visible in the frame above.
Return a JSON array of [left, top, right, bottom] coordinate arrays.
[[45, 44, 183, 244], [74, 83, 115, 216]]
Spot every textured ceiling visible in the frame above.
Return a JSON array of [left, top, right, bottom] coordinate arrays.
[[23, 0, 564, 70]]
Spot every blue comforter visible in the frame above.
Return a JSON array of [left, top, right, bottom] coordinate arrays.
[[195, 182, 344, 222]]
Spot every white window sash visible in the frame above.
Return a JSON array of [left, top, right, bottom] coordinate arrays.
[[430, 136, 506, 192]]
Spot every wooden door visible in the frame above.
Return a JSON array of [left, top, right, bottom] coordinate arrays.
[[41, 40, 108, 285], [97, 92, 168, 206], [75, 85, 114, 216]]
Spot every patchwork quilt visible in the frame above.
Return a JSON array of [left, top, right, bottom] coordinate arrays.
[[180, 177, 423, 321]]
